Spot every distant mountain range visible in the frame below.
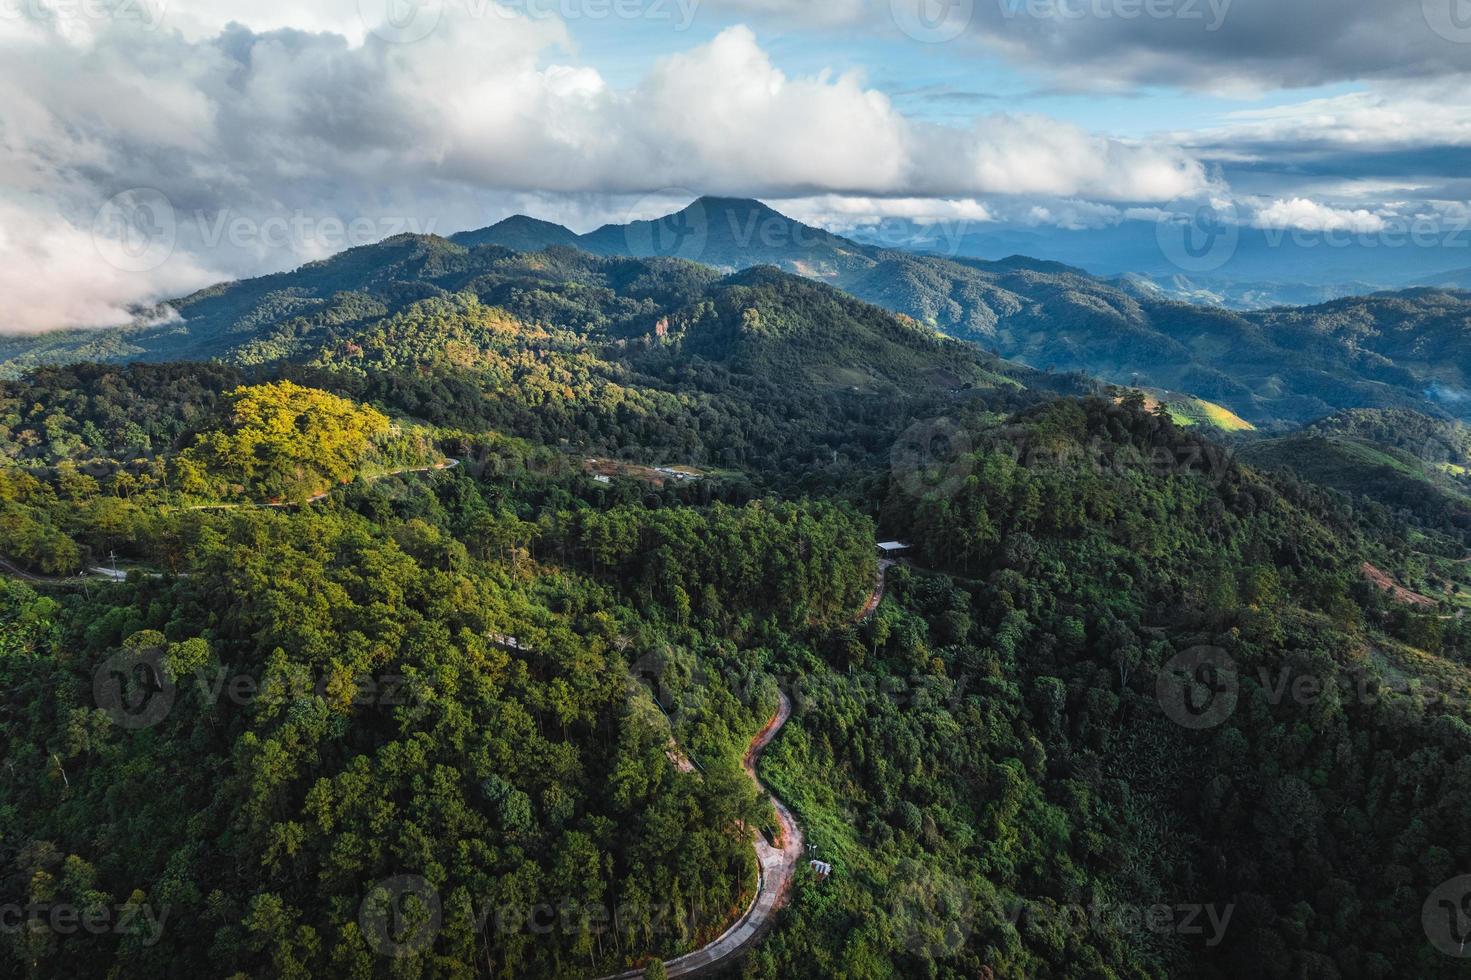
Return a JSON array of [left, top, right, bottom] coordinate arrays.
[[452, 197, 1471, 428], [5, 196, 1471, 431], [845, 216, 1471, 311]]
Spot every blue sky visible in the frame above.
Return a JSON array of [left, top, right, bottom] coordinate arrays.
[[2, 0, 1470, 330]]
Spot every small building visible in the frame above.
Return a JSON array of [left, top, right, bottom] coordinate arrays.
[[809, 860, 833, 879], [875, 541, 911, 558], [592, 475, 612, 485]]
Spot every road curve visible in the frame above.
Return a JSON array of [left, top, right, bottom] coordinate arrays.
[[594, 691, 804, 980]]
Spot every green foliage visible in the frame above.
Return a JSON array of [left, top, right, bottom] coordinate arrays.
[[174, 381, 390, 502], [2, 237, 1470, 980]]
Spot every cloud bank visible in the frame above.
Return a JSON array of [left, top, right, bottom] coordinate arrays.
[[0, 8, 1208, 332]]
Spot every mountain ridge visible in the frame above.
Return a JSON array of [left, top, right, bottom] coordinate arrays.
[[7, 197, 1471, 430]]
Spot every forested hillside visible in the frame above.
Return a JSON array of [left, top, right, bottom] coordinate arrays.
[[458, 199, 1471, 429], [2, 241, 1469, 979], [7, 200, 1471, 433]]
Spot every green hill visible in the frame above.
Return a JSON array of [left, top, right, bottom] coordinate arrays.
[[1240, 408, 1471, 540], [7, 200, 1471, 431], [441, 199, 1471, 428]]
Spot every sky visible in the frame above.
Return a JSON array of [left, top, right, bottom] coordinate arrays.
[[4, 0, 1471, 331]]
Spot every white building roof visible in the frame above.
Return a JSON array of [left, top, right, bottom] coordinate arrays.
[[876, 541, 911, 551]]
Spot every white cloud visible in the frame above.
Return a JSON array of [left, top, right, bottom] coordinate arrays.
[[1022, 200, 1124, 230], [1180, 81, 1471, 151], [920, 114, 1208, 201], [0, 193, 217, 333], [1252, 198, 1388, 233], [0, 10, 1212, 333]]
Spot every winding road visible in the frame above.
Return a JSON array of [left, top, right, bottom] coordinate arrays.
[[595, 558, 895, 978], [596, 691, 804, 980]]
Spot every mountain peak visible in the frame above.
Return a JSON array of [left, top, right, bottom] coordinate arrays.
[[493, 214, 568, 230], [689, 195, 778, 213], [451, 214, 579, 250]]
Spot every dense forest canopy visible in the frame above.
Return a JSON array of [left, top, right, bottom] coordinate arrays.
[[1, 251, 1468, 980]]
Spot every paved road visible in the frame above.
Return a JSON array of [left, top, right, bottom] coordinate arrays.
[[857, 559, 895, 622], [0, 556, 151, 585], [595, 691, 804, 980], [596, 555, 893, 978]]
